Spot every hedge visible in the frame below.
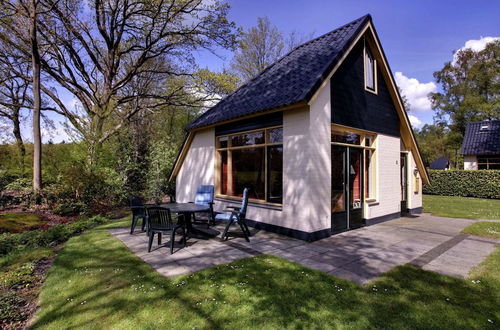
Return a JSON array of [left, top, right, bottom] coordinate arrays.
[[0, 215, 108, 256], [423, 170, 500, 199]]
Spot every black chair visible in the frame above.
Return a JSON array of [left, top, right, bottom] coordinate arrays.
[[216, 188, 251, 242], [190, 185, 215, 226], [129, 196, 148, 234], [147, 207, 186, 254]]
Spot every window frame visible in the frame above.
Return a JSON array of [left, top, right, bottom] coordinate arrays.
[[331, 125, 378, 201], [477, 155, 500, 170], [363, 45, 377, 94], [215, 125, 283, 206]]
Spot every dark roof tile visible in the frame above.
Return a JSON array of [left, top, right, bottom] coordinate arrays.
[[461, 120, 500, 155], [186, 14, 371, 130]]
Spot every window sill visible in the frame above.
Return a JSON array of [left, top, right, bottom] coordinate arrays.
[[214, 196, 283, 211], [366, 199, 379, 206]]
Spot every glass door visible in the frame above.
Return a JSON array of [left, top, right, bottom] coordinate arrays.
[[331, 146, 364, 232], [349, 148, 363, 228], [332, 146, 347, 231]]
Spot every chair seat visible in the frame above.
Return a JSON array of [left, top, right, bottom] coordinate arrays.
[[215, 213, 233, 221], [149, 224, 180, 232]]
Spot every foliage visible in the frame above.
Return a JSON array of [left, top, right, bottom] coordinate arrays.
[[429, 40, 500, 138], [0, 215, 107, 256], [414, 123, 461, 168], [4, 177, 31, 191], [146, 139, 178, 202], [423, 170, 500, 199], [423, 195, 500, 220], [462, 222, 500, 239], [32, 226, 500, 329], [230, 16, 313, 82]]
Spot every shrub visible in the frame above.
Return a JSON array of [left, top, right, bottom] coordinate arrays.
[[423, 170, 500, 199], [0, 215, 108, 256], [4, 178, 32, 191]]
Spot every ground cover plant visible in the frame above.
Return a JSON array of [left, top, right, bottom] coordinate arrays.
[[0, 212, 46, 233], [31, 218, 499, 329], [423, 195, 500, 219]]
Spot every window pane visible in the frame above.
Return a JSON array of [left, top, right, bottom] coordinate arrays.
[[232, 147, 265, 200], [231, 131, 264, 147], [365, 50, 374, 90], [217, 136, 228, 148], [268, 128, 283, 143], [332, 129, 360, 145], [220, 150, 228, 195], [267, 146, 283, 203]]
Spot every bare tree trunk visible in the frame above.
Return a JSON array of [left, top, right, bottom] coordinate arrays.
[[30, 0, 42, 194], [12, 114, 26, 173]]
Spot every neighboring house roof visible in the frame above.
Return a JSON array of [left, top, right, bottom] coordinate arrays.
[[429, 157, 449, 170], [186, 14, 371, 130], [461, 120, 500, 155]]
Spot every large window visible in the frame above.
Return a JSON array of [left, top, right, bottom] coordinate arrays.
[[216, 127, 283, 204], [331, 126, 377, 201], [478, 155, 500, 170], [364, 47, 377, 93]]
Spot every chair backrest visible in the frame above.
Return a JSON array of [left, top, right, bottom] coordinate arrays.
[[146, 207, 174, 230], [194, 185, 214, 206], [129, 196, 144, 207], [239, 188, 249, 218]]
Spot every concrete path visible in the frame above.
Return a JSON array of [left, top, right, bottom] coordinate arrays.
[[109, 214, 499, 284]]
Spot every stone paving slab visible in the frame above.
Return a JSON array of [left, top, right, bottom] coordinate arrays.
[[109, 214, 499, 284]]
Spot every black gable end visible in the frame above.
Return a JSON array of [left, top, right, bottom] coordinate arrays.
[[330, 40, 400, 137]]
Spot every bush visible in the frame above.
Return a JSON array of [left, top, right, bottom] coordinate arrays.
[[423, 170, 500, 199], [4, 178, 32, 191], [0, 215, 108, 256]]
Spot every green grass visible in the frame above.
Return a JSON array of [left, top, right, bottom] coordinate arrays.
[[462, 222, 500, 239], [423, 195, 500, 219], [0, 212, 46, 233], [31, 219, 499, 329]]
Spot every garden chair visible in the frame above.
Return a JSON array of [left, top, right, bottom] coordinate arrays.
[[147, 207, 186, 254], [129, 196, 148, 234], [216, 188, 251, 242], [190, 185, 215, 226]]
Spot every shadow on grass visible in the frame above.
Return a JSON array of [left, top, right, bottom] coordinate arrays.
[[31, 227, 499, 329]]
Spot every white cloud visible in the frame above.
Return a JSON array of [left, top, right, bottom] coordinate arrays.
[[395, 72, 437, 113], [459, 36, 499, 53], [408, 114, 423, 129]]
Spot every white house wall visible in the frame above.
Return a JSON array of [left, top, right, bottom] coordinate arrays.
[[176, 129, 215, 203], [364, 133, 401, 219], [407, 151, 423, 211], [464, 155, 478, 170]]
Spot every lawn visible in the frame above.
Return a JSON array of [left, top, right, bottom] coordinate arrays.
[[30, 218, 499, 329], [423, 195, 500, 220], [462, 221, 500, 239]]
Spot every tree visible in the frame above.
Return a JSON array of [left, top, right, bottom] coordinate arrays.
[[230, 16, 313, 82], [0, 46, 31, 171], [429, 40, 500, 137], [1, 0, 238, 164]]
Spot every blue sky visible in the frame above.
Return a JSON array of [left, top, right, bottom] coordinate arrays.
[[6, 0, 499, 143]]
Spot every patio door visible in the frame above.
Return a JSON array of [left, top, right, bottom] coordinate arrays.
[[331, 146, 364, 232]]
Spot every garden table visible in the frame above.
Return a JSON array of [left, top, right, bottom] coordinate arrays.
[[157, 203, 219, 239]]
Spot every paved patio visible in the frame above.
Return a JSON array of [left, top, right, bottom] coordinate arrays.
[[109, 214, 499, 284]]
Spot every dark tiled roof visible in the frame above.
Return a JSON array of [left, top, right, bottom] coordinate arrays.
[[429, 157, 449, 170], [186, 14, 371, 130], [461, 120, 500, 155]]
